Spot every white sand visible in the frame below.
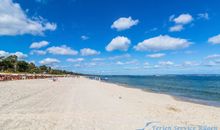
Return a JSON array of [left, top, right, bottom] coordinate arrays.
[[0, 77, 219, 130]]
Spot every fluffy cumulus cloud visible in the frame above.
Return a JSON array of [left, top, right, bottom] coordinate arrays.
[[0, 50, 10, 57], [0, 50, 27, 59], [12, 52, 28, 59], [47, 45, 78, 55], [39, 58, 60, 65], [80, 48, 100, 56], [147, 53, 166, 58], [106, 36, 131, 51], [172, 14, 193, 25], [30, 41, 49, 49], [0, 0, 56, 36], [169, 13, 193, 32], [66, 58, 84, 62], [208, 34, 220, 44], [134, 35, 191, 51], [169, 25, 184, 32], [111, 16, 139, 31], [30, 50, 46, 55]]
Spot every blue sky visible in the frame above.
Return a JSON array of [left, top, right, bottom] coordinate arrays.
[[1, 0, 220, 75]]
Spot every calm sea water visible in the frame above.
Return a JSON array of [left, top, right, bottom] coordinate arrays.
[[88, 75, 220, 106]]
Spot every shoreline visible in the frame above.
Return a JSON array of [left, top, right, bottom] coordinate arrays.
[[88, 77, 220, 108], [0, 77, 219, 129], [116, 82, 220, 108]]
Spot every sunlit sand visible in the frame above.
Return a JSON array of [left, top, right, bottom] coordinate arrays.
[[0, 77, 219, 130]]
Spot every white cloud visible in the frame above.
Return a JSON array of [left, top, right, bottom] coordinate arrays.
[[0, 50, 10, 58], [116, 60, 138, 65], [81, 35, 89, 40], [134, 35, 191, 51], [30, 41, 49, 49], [169, 25, 184, 32], [12, 52, 28, 59], [30, 50, 46, 55], [92, 58, 105, 61], [208, 34, 220, 44], [147, 53, 166, 58], [159, 61, 174, 66], [47, 45, 78, 55], [172, 14, 193, 24], [66, 58, 84, 62], [169, 13, 193, 32], [39, 58, 60, 65], [111, 16, 139, 31], [116, 61, 124, 65], [182, 61, 200, 67], [80, 48, 100, 56], [203, 61, 218, 67], [203, 54, 220, 67], [0, 0, 56, 36], [205, 54, 220, 59], [0, 50, 27, 59], [198, 13, 209, 20], [28, 60, 35, 64], [106, 36, 131, 51]]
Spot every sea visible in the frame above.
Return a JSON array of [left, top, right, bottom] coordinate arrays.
[[87, 75, 220, 107]]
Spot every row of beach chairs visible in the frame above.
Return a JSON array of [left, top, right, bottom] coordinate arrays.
[[0, 74, 64, 81]]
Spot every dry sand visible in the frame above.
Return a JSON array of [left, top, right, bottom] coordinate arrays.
[[0, 77, 219, 130]]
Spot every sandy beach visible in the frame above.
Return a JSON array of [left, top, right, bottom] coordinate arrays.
[[0, 77, 219, 130]]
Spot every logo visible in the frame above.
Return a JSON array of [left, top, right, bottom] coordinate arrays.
[[137, 121, 158, 130], [137, 122, 218, 130]]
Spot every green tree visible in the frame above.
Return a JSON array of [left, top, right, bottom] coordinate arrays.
[[28, 62, 37, 73], [39, 65, 48, 73], [0, 55, 17, 72], [17, 61, 29, 72], [0, 55, 78, 75]]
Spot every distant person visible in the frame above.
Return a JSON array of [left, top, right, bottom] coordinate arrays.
[[52, 77, 58, 82]]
